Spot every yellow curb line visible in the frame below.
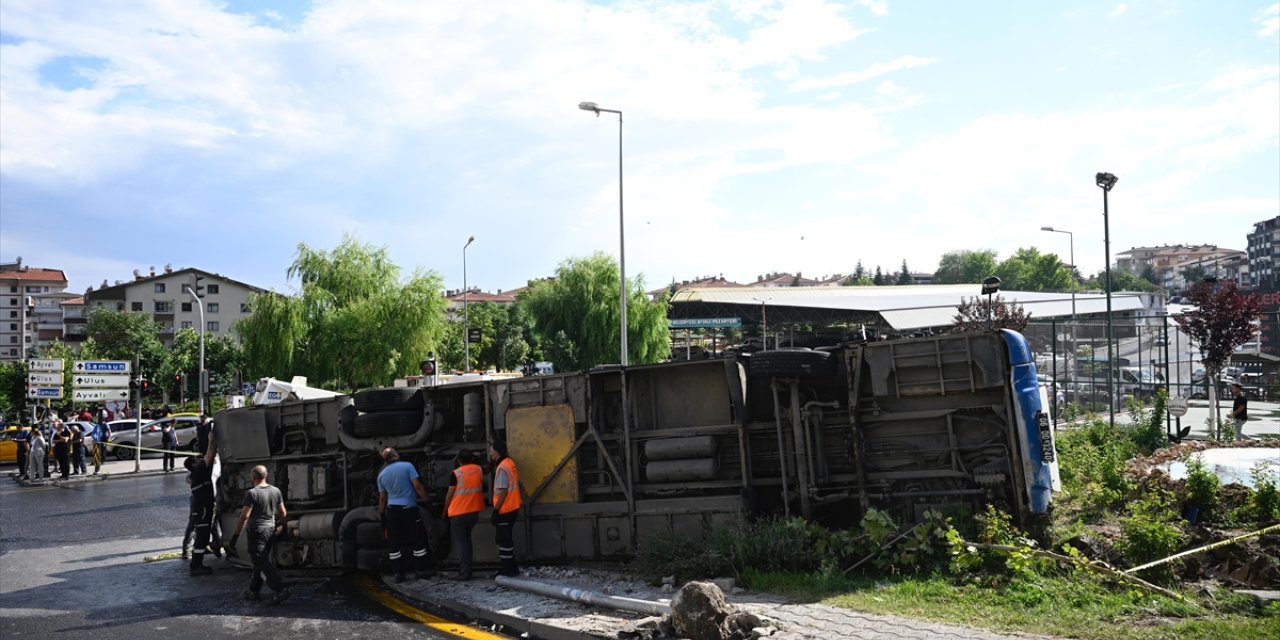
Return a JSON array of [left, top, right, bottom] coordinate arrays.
[[354, 574, 509, 640]]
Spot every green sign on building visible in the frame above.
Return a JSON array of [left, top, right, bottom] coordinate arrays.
[[669, 317, 742, 329]]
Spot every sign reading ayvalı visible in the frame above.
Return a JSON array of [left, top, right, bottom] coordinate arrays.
[[28, 373, 62, 385], [73, 360, 131, 373], [72, 389, 131, 402], [73, 375, 130, 389], [28, 359, 64, 372]]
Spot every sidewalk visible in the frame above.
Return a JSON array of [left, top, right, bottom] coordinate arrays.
[[384, 567, 1053, 640], [8, 451, 182, 487]]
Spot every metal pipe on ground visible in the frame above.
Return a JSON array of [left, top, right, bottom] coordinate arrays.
[[492, 576, 672, 616]]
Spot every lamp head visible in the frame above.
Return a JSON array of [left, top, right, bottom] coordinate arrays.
[[981, 276, 1002, 295], [1040, 226, 1054, 232], [578, 101, 599, 113], [1095, 172, 1118, 191], [465, 235, 475, 248]]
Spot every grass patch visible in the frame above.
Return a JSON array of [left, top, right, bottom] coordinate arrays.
[[744, 570, 1280, 640]]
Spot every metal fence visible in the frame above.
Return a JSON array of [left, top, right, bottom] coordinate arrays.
[[1022, 312, 1278, 419]]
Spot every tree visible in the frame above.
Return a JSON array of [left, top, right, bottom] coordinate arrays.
[[1181, 264, 1209, 285], [520, 253, 670, 372], [873, 266, 884, 286], [1139, 264, 1161, 287], [933, 250, 998, 284], [896, 260, 913, 285], [994, 247, 1074, 292], [236, 235, 448, 390], [85, 308, 171, 381], [952, 295, 1031, 333], [1086, 269, 1162, 293], [0, 360, 26, 418], [169, 328, 246, 401], [439, 301, 532, 372], [1174, 280, 1262, 436]]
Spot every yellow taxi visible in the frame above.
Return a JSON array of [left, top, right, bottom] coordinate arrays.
[[0, 426, 28, 464]]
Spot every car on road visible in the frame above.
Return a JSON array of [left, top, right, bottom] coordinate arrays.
[[108, 413, 200, 461], [0, 426, 58, 464]]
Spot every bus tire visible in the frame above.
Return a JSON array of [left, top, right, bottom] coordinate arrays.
[[352, 387, 423, 413], [356, 522, 386, 547], [353, 411, 423, 438]]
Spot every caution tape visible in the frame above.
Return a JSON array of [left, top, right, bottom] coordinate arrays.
[[107, 441, 202, 457], [143, 551, 184, 563], [1123, 523, 1280, 574]]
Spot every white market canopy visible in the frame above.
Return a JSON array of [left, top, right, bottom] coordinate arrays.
[[668, 285, 1155, 331]]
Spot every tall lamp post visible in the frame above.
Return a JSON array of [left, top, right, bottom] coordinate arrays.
[[981, 277, 1002, 330], [578, 101, 627, 366], [463, 235, 475, 372], [182, 283, 206, 415], [1042, 226, 1078, 380], [1096, 171, 1118, 428], [752, 297, 773, 350]]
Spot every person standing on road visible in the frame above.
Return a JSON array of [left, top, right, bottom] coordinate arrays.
[[444, 449, 484, 581], [1231, 383, 1250, 440], [161, 421, 178, 472], [229, 464, 290, 605], [14, 424, 30, 480], [185, 431, 221, 575], [27, 428, 47, 481], [70, 424, 87, 475], [52, 421, 70, 479], [377, 448, 434, 582], [488, 441, 522, 578], [91, 419, 108, 474]]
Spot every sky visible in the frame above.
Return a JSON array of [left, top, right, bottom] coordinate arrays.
[[1, 0, 1277, 297]]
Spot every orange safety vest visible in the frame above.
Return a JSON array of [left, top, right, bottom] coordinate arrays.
[[448, 464, 484, 517], [493, 457, 522, 514]]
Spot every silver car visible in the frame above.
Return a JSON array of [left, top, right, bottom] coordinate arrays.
[[108, 414, 201, 461]]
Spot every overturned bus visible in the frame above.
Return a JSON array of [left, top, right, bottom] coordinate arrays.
[[214, 329, 1059, 571]]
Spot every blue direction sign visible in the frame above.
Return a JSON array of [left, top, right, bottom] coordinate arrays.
[[73, 360, 132, 373], [30, 387, 64, 399]]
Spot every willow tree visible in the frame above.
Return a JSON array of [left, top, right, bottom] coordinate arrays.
[[520, 253, 670, 372], [236, 235, 448, 390]]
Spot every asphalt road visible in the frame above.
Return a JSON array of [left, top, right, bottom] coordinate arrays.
[[0, 471, 473, 640]]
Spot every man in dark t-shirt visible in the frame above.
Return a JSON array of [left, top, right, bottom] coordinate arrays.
[[1231, 384, 1249, 440], [230, 465, 289, 604], [185, 429, 220, 575]]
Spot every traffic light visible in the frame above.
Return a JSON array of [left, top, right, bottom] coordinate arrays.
[[193, 275, 206, 298], [140, 378, 152, 397]]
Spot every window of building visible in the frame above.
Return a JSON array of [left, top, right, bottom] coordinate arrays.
[[7, 311, 15, 318], [8, 299, 15, 305], [7, 286, 14, 293], [131, 302, 143, 312], [207, 284, 220, 294], [155, 301, 173, 313], [155, 283, 166, 293], [241, 303, 251, 313], [8, 349, 16, 356], [116, 302, 125, 312], [181, 321, 193, 329], [181, 302, 192, 312], [8, 323, 15, 330], [207, 321, 219, 332], [207, 303, 219, 313], [25, 286, 40, 293], [8, 336, 16, 344]]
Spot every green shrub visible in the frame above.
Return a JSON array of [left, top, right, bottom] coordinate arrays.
[[1131, 391, 1168, 455], [1184, 454, 1221, 519], [1252, 464, 1280, 524], [1119, 491, 1186, 584]]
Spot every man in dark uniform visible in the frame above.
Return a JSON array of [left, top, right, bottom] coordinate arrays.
[[377, 448, 433, 582], [185, 430, 219, 575], [52, 421, 70, 479], [1231, 383, 1250, 440], [14, 424, 30, 480]]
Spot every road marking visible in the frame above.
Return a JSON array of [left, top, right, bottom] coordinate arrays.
[[355, 575, 510, 640]]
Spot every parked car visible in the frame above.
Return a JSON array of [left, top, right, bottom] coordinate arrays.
[[108, 413, 200, 461]]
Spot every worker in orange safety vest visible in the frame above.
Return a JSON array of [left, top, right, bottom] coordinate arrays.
[[488, 441, 522, 578], [444, 449, 484, 580]]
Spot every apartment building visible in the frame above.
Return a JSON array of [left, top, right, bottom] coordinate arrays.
[[1248, 216, 1279, 289], [82, 266, 266, 345], [0, 260, 69, 362]]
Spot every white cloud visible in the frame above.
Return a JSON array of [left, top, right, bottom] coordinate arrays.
[[790, 55, 937, 92], [1257, 3, 1280, 37], [857, 0, 889, 16], [1110, 4, 1128, 17]]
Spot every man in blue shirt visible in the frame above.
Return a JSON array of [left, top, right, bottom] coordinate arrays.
[[377, 448, 433, 582]]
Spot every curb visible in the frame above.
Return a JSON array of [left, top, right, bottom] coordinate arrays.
[[9, 468, 175, 487], [381, 576, 607, 640]]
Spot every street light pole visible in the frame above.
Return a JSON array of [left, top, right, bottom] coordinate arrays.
[[1096, 172, 1118, 428], [752, 297, 772, 350], [463, 235, 475, 372], [578, 101, 627, 366], [1042, 226, 1078, 380], [183, 285, 206, 415]]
